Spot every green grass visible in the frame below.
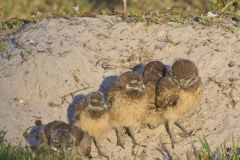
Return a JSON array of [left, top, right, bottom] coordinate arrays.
[[197, 138, 215, 159], [0, 1, 239, 160], [0, 130, 31, 160], [196, 137, 240, 160], [0, 41, 5, 56], [0, 0, 239, 21], [0, 0, 238, 37], [1, 128, 240, 160], [0, 130, 82, 160]]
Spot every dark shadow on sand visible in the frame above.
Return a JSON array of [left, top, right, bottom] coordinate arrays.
[[67, 94, 85, 125], [132, 63, 145, 74], [98, 75, 117, 96]]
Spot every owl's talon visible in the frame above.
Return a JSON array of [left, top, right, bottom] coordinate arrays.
[[117, 142, 125, 149]]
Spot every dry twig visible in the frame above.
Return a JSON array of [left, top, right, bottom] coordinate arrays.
[[48, 83, 92, 107]]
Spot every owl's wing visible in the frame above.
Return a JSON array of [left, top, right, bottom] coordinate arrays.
[[155, 76, 180, 111], [105, 80, 120, 107], [74, 101, 86, 121], [44, 121, 64, 139], [71, 126, 84, 142]]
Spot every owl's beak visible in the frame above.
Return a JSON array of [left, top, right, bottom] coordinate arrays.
[[140, 83, 145, 90], [126, 83, 145, 92], [88, 103, 105, 111], [103, 104, 108, 110]]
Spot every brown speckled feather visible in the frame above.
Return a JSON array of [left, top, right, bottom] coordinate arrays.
[[107, 71, 148, 129], [74, 92, 111, 158], [154, 59, 203, 148], [141, 81, 164, 128], [40, 121, 91, 157], [141, 61, 166, 128], [75, 92, 112, 138], [156, 76, 203, 121], [76, 110, 111, 138], [109, 90, 148, 128], [71, 126, 92, 157], [44, 121, 70, 141], [155, 76, 180, 112]]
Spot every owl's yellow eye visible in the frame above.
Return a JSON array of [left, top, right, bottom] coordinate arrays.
[[89, 99, 104, 107]]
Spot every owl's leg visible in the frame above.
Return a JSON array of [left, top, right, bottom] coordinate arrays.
[[174, 121, 192, 138], [164, 120, 175, 149], [125, 127, 138, 147], [126, 128, 147, 149], [125, 127, 148, 148], [92, 137, 109, 159], [115, 128, 125, 149]]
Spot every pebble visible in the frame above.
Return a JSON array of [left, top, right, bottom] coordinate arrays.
[[14, 98, 25, 105], [228, 61, 235, 67]]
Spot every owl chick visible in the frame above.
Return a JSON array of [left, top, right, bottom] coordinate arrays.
[[141, 61, 166, 129], [107, 71, 147, 148], [155, 59, 203, 148], [31, 120, 91, 158], [75, 91, 111, 159]]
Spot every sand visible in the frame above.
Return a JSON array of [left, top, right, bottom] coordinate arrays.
[[0, 15, 240, 159]]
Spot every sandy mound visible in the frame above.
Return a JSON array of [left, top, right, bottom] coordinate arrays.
[[0, 15, 240, 159]]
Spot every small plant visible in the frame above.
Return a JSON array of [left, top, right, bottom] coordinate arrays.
[[20, 45, 32, 62], [196, 137, 240, 160], [0, 40, 5, 56], [197, 137, 215, 160], [0, 19, 29, 33], [0, 129, 82, 160], [200, 13, 206, 23], [0, 129, 32, 160], [14, 40, 32, 62]]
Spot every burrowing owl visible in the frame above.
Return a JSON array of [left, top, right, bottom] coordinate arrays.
[[155, 59, 203, 148], [141, 60, 167, 129], [30, 120, 91, 158], [75, 91, 111, 159], [107, 71, 147, 148]]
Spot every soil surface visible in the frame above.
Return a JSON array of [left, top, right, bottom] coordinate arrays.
[[0, 15, 240, 159]]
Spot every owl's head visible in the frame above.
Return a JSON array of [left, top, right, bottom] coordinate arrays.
[[172, 59, 200, 88], [48, 122, 75, 152], [142, 61, 165, 83], [116, 71, 145, 94], [82, 91, 109, 115]]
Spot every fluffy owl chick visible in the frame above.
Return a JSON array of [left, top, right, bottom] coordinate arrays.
[[155, 59, 203, 148], [75, 91, 111, 159], [34, 120, 91, 158], [107, 71, 147, 148], [141, 61, 166, 129]]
